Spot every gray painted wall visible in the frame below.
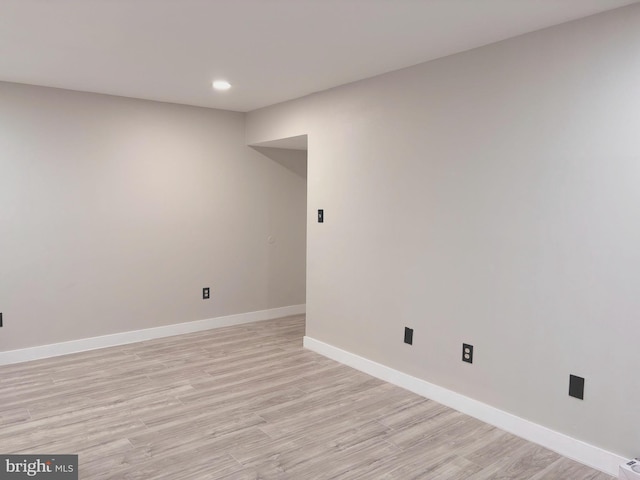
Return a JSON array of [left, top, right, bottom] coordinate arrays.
[[246, 5, 640, 457], [0, 82, 306, 351]]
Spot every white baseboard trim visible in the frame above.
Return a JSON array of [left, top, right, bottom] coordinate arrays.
[[303, 335, 624, 477], [0, 304, 305, 366]]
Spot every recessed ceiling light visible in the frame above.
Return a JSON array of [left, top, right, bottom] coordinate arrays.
[[212, 80, 231, 91]]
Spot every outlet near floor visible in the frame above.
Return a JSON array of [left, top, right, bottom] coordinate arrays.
[[462, 343, 473, 363]]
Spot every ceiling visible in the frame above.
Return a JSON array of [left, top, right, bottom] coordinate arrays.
[[0, 0, 637, 112]]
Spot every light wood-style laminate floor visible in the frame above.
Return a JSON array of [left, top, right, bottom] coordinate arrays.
[[0, 315, 612, 479]]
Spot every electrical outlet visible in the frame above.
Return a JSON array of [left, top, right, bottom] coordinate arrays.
[[317, 209, 324, 223], [462, 343, 473, 363], [203, 288, 210, 299], [569, 374, 585, 400], [404, 327, 413, 345]]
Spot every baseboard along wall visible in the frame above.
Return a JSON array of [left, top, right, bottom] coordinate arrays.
[[0, 304, 306, 366], [303, 335, 624, 477]]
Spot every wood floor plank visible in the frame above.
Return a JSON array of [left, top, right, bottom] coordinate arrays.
[[0, 315, 613, 479]]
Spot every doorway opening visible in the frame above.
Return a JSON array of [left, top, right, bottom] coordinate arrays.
[[250, 135, 308, 333]]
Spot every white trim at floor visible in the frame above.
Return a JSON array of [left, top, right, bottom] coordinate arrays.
[[0, 304, 306, 366], [303, 335, 624, 477]]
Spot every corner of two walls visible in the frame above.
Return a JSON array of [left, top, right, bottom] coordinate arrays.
[[0, 81, 306, 354], [246, 3, 640, 469]]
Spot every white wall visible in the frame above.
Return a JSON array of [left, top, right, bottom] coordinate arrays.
[[0, 82, 306, 352], [246, 4, 640, 458]]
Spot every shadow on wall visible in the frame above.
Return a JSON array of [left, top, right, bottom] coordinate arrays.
[[249, 134, 308, 178], [251, 146, 307, 178]]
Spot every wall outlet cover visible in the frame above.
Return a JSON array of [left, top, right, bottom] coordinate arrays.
[[404, 327, 413, 345], [462, 343, 473, 363], [569, 374, 585, 400]]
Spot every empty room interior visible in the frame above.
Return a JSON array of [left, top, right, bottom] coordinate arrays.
[[1, 1, 639, 479]]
